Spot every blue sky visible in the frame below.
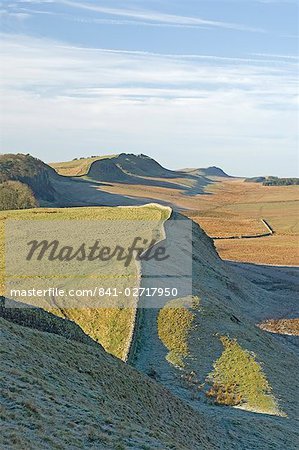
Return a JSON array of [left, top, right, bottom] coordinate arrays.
[[0, 0, 298, 176]]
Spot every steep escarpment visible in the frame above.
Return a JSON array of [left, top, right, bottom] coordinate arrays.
[[131, 212, 298, 447], [115, 153, 187, 178], [0, 154, 147, 208], [88, 157, 135, 183], [86, 154, 191, 190], [0, 154, 58, 202]]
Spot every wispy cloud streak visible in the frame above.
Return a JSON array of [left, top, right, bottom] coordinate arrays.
[[13, 0, 266, 32]]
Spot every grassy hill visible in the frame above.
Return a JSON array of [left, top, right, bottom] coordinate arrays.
[[50, 155, 116, 177], [51, 153, 186, 179], [183, 166, 231, 178], [1, 309, 222, 450], [1, 153, 229, 209], [50, 153, 212, 195], [3, 304, 298, 449], [51, 154, 231, 181], [0, 205, 171, 360], [2, 153, 298, 448]]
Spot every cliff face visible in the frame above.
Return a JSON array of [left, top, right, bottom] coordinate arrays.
[[87, 153, 190, 181], [21, 167, 57, 201], [115, 153, 185, 178], [0, 154, 58, 201], [88, 158, 133, 182]]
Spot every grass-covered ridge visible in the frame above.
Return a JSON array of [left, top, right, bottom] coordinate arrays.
[[50, 155, 116, 176], [157, 297, 199, 368], [206, 336, 280, 415], [1, 204, 171, 360]]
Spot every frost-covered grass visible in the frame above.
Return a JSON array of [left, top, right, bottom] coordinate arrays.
[[0, 315, 211, 450]]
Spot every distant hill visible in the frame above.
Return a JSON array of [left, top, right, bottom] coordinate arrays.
[[50, 153, 212, 195], [51, 153, 187, 179], [86, 154, 192, 189], [0, 153, 230, 210], [245, 176, 299, 186], [183, 166, 231, 178], [0, 153, 150, 209], [114, 153, 185, 178], [244, 176, 267, 183]]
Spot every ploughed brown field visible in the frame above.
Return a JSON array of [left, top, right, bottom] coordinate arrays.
[[99, 179, 299, 266]]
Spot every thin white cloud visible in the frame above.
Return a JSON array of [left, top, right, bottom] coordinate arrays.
[[252, 53, 299, 59], [16, 0, 266, 32], [0, 9, 30, 19]]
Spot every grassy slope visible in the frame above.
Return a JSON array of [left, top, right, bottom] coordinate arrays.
[[157, 297, 198, 368], [133, 215, 299, 428], [207, 336, 279, 414], [156, 290, 278, 414], [0, 205, 171, 360], [50, 155, 116, 176], [1, 315, 220, 450], [2, 202, 298, 445], [156, 297, 279, 414]]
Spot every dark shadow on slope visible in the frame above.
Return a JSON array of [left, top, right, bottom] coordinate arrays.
[[86, 158, 190, 190], [183, 176, 214, 196], [86, 157, 217, 198], [0, 296, 97, 347], [49, 176, 177, 208]]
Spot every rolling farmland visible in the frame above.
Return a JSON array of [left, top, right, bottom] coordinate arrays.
[[98, 178, 299, 266]]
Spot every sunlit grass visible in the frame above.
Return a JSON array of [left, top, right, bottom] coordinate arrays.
[[0, 205, 171, 359], [50, 155, 117, 176], [206, 336, 280, 415], [157, 297, 199, 368]]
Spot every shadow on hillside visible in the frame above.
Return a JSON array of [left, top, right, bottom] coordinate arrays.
[[50, 176, 176, 208], [182, 176, 214, 196]]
